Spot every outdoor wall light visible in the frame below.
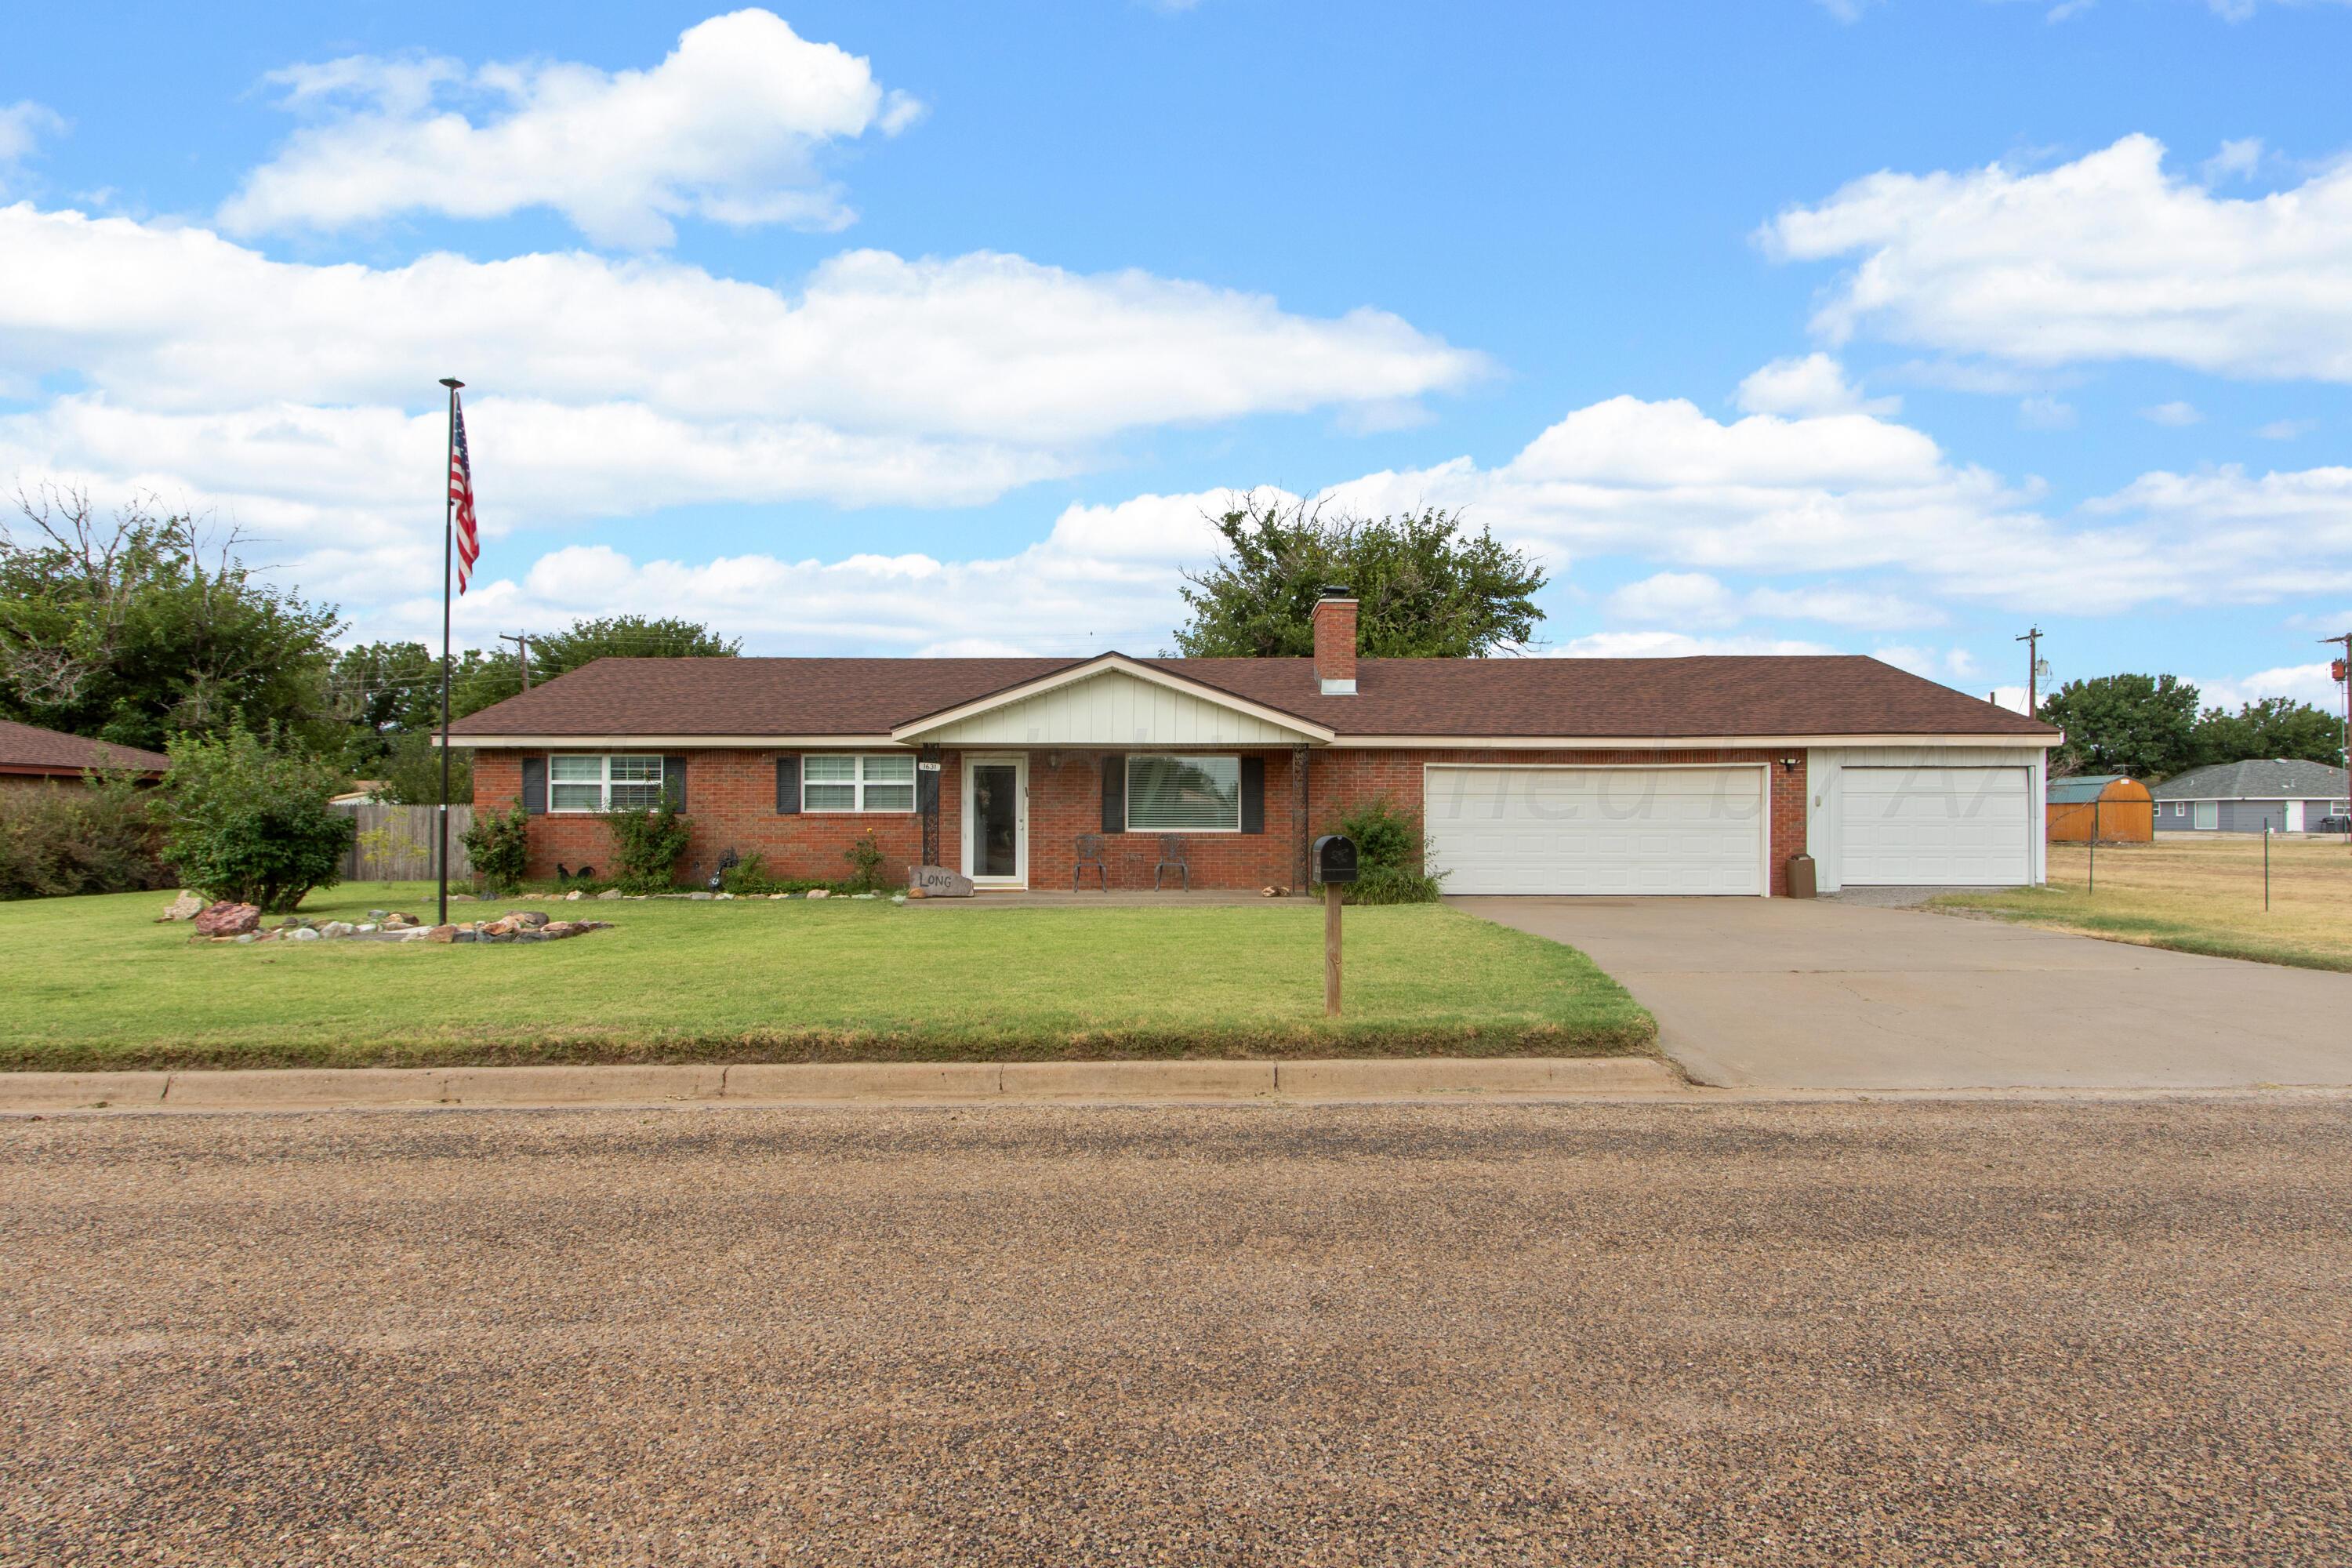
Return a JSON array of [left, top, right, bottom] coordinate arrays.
[[1779, 757, 1802, 771]]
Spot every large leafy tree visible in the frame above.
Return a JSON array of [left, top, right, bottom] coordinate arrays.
[[0, 488, 343, 752], [2041, 673, 2201, 779], [2191, 696, 2344, 768], [1171, 496, 1547, 659], [528, 615, 741, 679]]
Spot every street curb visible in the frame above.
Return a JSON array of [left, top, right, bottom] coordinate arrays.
[[0, 1056, 1683, 1112]]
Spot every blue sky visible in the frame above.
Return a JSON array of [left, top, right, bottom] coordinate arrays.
[[4, 1, 2350, 710]]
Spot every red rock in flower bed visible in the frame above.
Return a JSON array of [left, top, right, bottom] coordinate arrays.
[[194, 902, 260, 938]]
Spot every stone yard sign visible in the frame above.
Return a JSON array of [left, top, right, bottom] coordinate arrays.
[[906, 864, 975, 898]]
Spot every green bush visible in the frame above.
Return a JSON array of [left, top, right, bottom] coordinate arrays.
[[719, 851, 773, 895], [154, 728, 353, 913], [0, 772, 175, 900], [460, 802, 532, 895], [604, 800, 692, 892], [843, 828, 888, 893], [1324, 795, 1445, 905]]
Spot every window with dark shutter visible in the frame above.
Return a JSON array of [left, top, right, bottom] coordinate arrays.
[[776, 755, 800, 814], [521, 755, 547, 815], [1240, 755, 1265, 834], [663, 755, 687, 812], [1101, 751, 1125, 833]]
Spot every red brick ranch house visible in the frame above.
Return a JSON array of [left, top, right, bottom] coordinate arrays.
[[448, 593, 2060, 897]]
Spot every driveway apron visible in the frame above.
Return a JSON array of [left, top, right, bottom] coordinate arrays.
[[1458, 895, 2352, 1090]]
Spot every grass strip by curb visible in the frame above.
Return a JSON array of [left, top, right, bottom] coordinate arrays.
[[1930, 898, 2352, 975]]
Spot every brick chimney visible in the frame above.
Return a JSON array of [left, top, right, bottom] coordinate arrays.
[[1312, 586, 1358, 695]]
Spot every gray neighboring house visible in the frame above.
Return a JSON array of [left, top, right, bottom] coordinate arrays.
[[2150, 758, 2350, 833]]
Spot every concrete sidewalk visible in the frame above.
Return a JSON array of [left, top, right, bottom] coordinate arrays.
[[1462, 895, 2352, 1091], [0, 1055, 1682, 1112]]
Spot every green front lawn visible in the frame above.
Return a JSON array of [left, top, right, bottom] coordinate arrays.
[[3, 884, 1653, 1071]]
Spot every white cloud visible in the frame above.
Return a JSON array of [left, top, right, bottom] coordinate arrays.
[[1733, 353, 1900, 417], [2194, 662, 2343, 710], [1764, 134, 2352, 383], [2257, 418, 2319, 439], [0, 205, 1479, 447], [2140, 400, 2203, 426], [1606, 569, 1933, 631], [2019, 396, 2076, 430], [0, 101, 64, 182], [220, 11, 924, 248], [2203, 137, 2266, 183], [1552, 630, 1841, 658], [379, 488, 1260, 656]]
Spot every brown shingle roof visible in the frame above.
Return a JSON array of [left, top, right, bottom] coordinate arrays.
[[448, 654, 2056, 742], [0, 720, 172, 775]]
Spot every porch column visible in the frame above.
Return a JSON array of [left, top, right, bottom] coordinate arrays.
[[1292, 742, 1310, 891], [920, 743, 942, 866]]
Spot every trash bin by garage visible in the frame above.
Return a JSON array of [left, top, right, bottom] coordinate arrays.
[[1784, 853, 1817, 899]]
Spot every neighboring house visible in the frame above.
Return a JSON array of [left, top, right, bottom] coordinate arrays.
[[2151, 759, 2350, 835], [0, 719, 170, 796], [447, 591, 2061, 896], [2045, 775, 2153, 843]]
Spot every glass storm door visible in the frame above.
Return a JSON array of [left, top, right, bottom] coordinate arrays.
[[965, 757, 1026, 884]]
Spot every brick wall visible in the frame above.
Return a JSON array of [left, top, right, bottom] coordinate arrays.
[[476, 744, 1809, 894]]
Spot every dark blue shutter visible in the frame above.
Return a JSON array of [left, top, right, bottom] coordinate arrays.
[[663, 755, 687, 812], [1240, 755, 1265, 834], [521, 755, 546, 815], [1102, 752, 1125, 833], [776, 754, 800, 814]]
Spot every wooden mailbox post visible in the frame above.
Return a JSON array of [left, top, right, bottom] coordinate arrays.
[[1312, 834, 1359, 1017]]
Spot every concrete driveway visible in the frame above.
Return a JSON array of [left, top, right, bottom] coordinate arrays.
[[1462, 895, 2352, 1090]]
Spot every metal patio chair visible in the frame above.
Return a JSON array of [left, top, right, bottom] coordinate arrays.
[[1073, 833, 1109, 891], [1152, 835, 1190, 891]]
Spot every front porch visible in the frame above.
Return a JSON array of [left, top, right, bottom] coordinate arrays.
[[909, 887, 1297, 909]]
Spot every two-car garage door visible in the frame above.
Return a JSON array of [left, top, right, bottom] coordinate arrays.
[[1425, 765, 1766, 895], [1424, 761, 2034, 895]]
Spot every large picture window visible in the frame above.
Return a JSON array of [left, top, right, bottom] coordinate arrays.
[[549, 754, 666, 812], [802, 753, 916, 813], [1126, 754, 1241, 832]]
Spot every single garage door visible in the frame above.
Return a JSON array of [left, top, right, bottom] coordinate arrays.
[[1837, 766, 2031, 887], [1424, 765, 1766, 895]]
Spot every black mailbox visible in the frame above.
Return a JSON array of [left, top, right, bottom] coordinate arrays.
[[1312, 833, 1359, 885]]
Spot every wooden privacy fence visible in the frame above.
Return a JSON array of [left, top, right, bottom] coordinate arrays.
[[332, 802, 473, 882]]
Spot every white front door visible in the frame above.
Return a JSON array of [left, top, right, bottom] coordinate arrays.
[[1423, 764, 1768, 895], [1836, 766, 2031, 886], [961, 754, 1028, 887], [2285, 800, 2307, 833]]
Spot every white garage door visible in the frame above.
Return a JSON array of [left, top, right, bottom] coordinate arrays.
[[1424, 765, 1765, 895], [1838, 766, 2031, 887]]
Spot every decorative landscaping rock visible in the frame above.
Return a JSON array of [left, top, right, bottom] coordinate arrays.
[[806, 888, 830, 900], [597, 889, 623, 901], [688, 891, 715, 901], [501, 909, 550, 930], [288, 927, 322, 942], [159, 891, 206, 923], [233, 932, 258, 944], [906, 865, 975, 898], [424, 924, 462, 942], [566, 889, 585, 901], [194, 902, 261, 938], [381, 913, 419, 930], [367, 909, 390, 920], [319, 921, 356, 938]]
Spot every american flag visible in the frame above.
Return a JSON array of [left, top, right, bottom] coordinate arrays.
[[448, 394, 481, 593]]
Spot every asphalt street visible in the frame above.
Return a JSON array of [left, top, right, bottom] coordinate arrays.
[[5, 1098, 2347, 1565]]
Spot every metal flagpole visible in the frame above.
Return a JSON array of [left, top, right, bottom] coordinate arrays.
[[437, 377, 464, 926]]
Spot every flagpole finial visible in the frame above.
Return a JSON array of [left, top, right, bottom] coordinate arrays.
[[439, 377, 464, 389]]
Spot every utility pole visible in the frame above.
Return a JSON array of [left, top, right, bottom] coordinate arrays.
[[2321, 633, 2351, 844], [2016, 626, 2045, 717], [499, 630, 531, 691]]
